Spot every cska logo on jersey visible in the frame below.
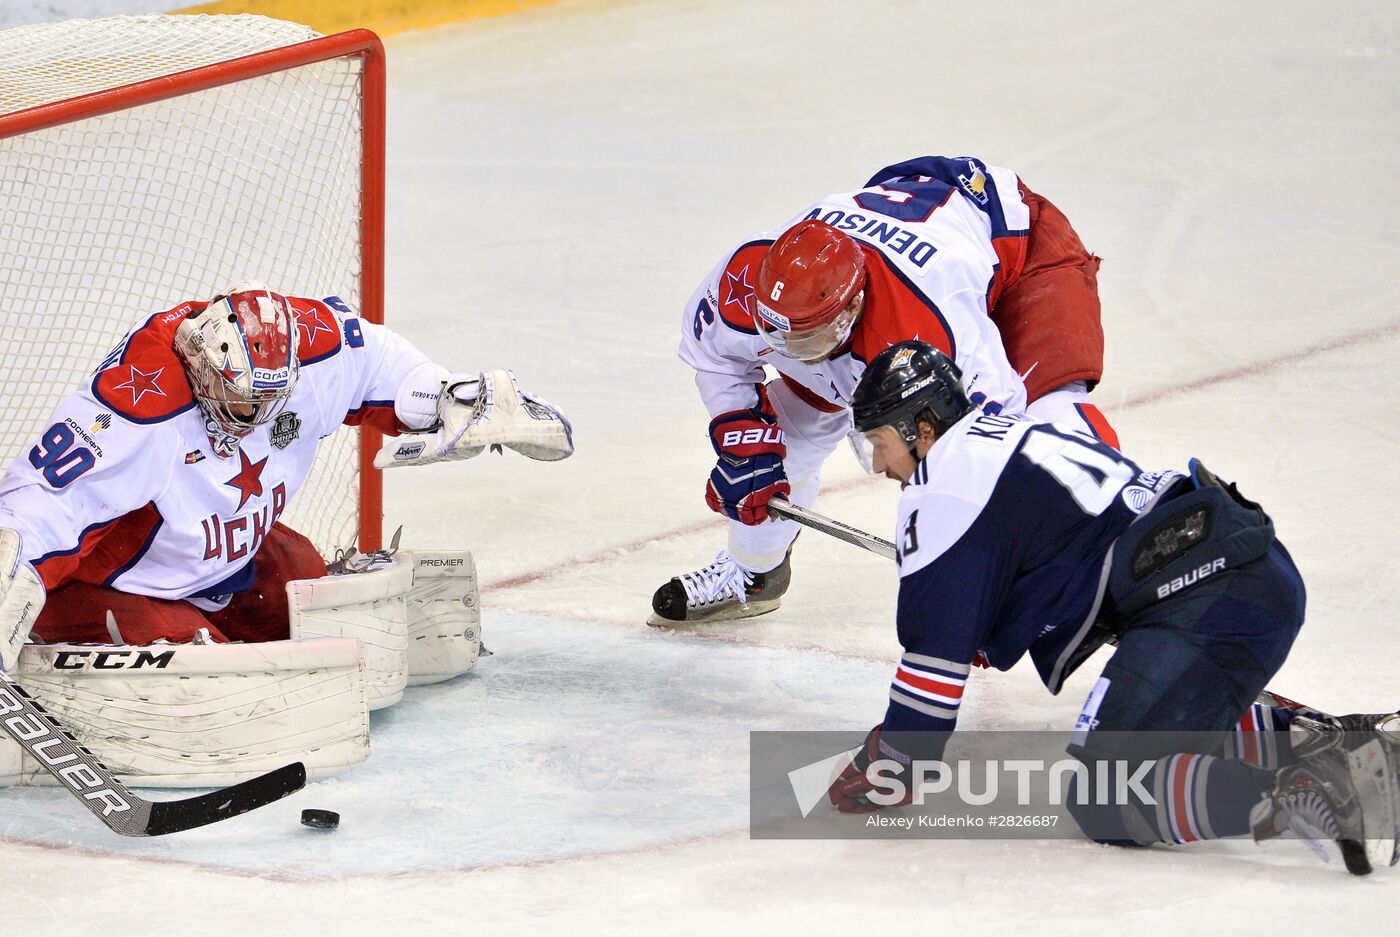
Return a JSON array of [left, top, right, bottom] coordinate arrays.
[[202, 483, 288, 564]]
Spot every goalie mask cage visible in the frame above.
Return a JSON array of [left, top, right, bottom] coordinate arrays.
[[0, 14, 386, 558]]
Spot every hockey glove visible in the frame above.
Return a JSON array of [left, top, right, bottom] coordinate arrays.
[[827, 724, 923, 814], [374, 368, 574, 468], [704, 404, 790, 525]]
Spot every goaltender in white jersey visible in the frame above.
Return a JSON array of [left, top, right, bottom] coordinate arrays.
[[0, 283, 572, 786]]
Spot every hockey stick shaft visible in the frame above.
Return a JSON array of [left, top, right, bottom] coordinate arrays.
[[769, 498, 896, 561], [0, 668, 305, 836]]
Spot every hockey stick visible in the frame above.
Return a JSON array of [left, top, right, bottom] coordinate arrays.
[[769, 498, 896, 561], [0, 669, 306, 836]]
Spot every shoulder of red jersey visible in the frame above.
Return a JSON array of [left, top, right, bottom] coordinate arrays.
[[289, 295, 361, 366], [711, 240, 774, 334], [849, 249, 957, 365], [90, 303, 198, 423]]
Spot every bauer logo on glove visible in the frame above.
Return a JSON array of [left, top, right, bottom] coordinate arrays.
[[704, 398, 789, 525]]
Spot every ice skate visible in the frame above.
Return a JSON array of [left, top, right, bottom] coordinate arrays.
[[648, 548, 792, 626], [1253, 714, 1400, 875]]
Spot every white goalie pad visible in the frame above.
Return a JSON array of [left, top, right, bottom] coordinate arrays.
[[288, 563, 413, 710], [0, 528, 45, 671], [400, 549, 482, 686], [374, 368, 573, 468], [0, 638, 368, 789]]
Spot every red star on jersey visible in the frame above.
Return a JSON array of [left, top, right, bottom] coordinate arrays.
[[112, 365, 167, 406], [723, 264, 755, 317], [224, 448, 268, 511], [295, 306, 333, 346]]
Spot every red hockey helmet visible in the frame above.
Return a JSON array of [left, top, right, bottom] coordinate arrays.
[[753, 220, 867, 362]]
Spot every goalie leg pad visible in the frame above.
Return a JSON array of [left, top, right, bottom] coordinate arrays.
[[401, 550, 482, 686], [0, 638, 368, 789], [0, 528, 44, 671], [288, 563, 413, 710]]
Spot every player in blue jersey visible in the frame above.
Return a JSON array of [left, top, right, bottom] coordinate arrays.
[[824, 340, 1400, 874]]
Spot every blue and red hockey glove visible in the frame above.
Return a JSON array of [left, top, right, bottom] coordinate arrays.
[[704, 400, 790, 526]]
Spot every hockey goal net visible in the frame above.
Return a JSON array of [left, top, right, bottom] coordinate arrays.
[[0, 14, 385, 557]]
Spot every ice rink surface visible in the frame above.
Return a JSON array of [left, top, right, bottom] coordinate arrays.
[[8, 0, 1400, 932]]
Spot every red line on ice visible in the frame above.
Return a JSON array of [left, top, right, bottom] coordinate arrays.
[[485, 317, 1400, 594]]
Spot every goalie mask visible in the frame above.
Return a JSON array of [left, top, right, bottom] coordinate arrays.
[[175, 283, 299, 438]]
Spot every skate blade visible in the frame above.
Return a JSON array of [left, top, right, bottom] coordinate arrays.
[[646, 598, 782, 629], [1348, 739, 1397, 871]]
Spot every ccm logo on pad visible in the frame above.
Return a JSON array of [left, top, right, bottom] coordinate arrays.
[[721, 427, 784, 448], [53, 649, 175, 670]]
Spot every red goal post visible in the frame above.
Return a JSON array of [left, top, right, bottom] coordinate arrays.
[[0, 15, 386, 554]]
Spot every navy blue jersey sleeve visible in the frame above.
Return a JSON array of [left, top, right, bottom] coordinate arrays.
[[882, 508, 1003, 739]]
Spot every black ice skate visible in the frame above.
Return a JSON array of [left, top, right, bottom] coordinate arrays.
[[1252, 714, 1400, 875], [648, 547, 792, 626]]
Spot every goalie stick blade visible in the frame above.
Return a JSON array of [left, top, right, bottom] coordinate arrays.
[[139, 762, 307, 837]]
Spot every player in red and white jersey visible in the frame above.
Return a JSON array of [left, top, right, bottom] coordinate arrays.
[[651, 156, 1116, 625], [0, 284, 572, 667]]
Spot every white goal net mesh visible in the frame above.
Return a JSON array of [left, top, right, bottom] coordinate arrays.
[[0, 14, 373, 559]]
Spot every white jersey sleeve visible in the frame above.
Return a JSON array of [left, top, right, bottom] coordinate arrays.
[[286, 295, 433, 437], [0, 369, 180, 590], [677, 245, 772, 418]]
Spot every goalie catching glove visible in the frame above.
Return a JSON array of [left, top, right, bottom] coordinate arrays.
[[375, 368, 573, 469]]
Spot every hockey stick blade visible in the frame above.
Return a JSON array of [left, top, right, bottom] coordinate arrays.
[[0, 669, 306, 836], [769, 498, 896, 561], [142, 762, 307, 836]]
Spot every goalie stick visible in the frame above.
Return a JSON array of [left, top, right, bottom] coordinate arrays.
[[0, 668, 305, 836]]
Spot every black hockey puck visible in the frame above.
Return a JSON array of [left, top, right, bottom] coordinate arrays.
[[300, 809, 340, 830]]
